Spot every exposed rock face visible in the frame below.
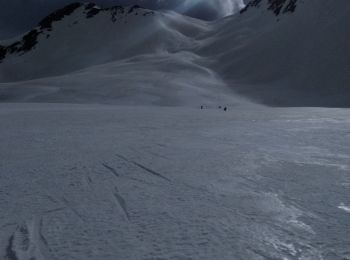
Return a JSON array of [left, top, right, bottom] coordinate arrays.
[[85, 4, 144, 19], [0, 3, 83, 63], [0, 3, 152, 63], [0, 29, 41, 62], [39, 2, 83, 30], [0, 45, 6, 60], [85, 3, 102, 18], [241, 0, 298, 15]]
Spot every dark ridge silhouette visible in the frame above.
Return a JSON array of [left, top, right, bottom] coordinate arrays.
[[128, 5, 141, 13], [0, 2, 151, 63], [0, 29, 40, 63], [16, 29, 40, 52], [39, 2, 83, 30], [85, 3, 96, 10], [85, 4, 144, 19], [0, 2, 83, 62], [240, 0, 298, 15], [283, 0, 298, 13], [0, 46, 6, 60], [85, 4, 101, 18], [268, 0, 286, 15]]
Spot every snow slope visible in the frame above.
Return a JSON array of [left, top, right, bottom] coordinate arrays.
[[1, 0, 350, 107], [201, 0, 350, 106], [1, 103, 350, 259], [0, 4, 206, 80], [0, 4, 246, 107]]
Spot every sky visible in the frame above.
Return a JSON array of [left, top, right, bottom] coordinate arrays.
[[0, 0, 245, 40]]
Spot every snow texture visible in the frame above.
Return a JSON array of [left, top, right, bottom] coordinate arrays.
[[1, 103, 350, 259]]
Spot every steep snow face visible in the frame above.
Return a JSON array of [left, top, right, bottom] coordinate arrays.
[[201, 0, 350, 107], [0, 3, 206, 81]]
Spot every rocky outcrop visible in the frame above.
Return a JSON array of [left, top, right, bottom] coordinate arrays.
[[240, 0, 298, 15], [0, 3, 153, 63], [0, 3, 83, 62], [0, 29, 40, 63], [39, 2, 83, 30]]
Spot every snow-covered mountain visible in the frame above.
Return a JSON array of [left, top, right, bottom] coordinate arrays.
[[202, 0, 350, 106], [0, 3, 203, 79], [1, 2, 350, 260], [0, 0, 245, 39], [0, 0, 350, 106], [0, 3, 241, 106]]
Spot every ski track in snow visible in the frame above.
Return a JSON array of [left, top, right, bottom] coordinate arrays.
[[115, 153, 171, 182], [101, 162, 120, 178], [0, 104, 349, 259]]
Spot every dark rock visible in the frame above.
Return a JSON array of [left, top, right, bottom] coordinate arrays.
[[128, 5, 141, 14], [20, 30, 40, 52], [86, 6, 101, 19], [110, 6, 125, 22], [241, 0, 298, 15], [0, 2, 150, 63], [0, 29, 40, 62], [0, 45, 6, 61], [283, 0, 298, 13], [39, 2, 83, 30]]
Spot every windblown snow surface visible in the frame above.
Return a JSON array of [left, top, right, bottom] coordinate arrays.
[[1, 1, 350, 259]]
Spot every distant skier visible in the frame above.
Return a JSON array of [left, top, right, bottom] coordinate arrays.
[[224, 107, 227, 111]]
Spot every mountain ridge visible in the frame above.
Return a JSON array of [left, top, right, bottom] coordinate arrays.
[[0, 3, 153, 63], [240, 0, 298, 15], [1, 0, 349, 107]]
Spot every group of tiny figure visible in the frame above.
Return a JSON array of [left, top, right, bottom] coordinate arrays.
[[200, 105, 228, 111]]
